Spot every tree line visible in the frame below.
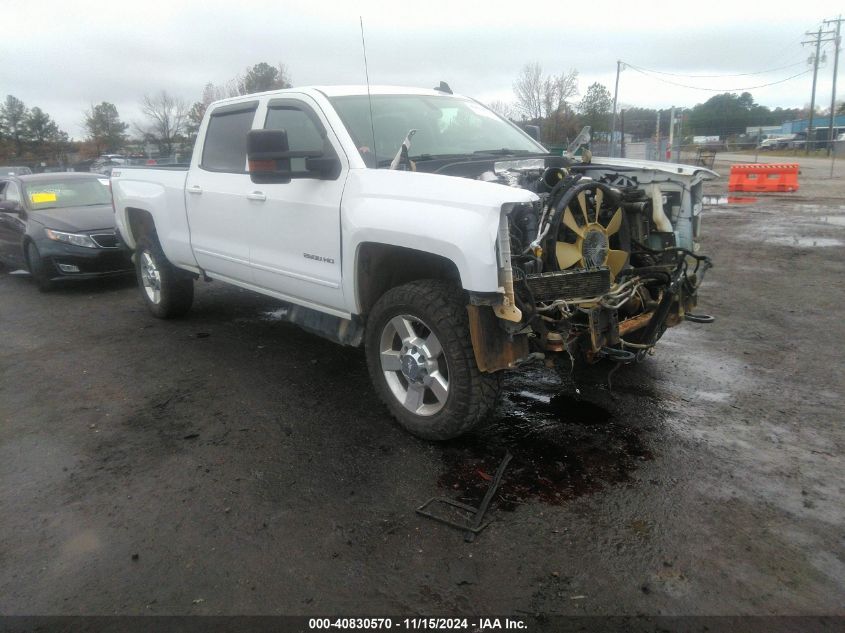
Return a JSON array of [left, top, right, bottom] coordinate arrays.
[[0, 62, 290, 165], [0, 59, 831, 165], [496, 62, 817, 145]]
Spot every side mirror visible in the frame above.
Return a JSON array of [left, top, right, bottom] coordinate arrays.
[[524, 125, 541, 141], [247, 128, 340, 183], [248, 129, 292, 184], [0, 200, 23, 214]]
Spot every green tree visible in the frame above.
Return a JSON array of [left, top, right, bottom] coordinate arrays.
[[237, 62, 291, 95], [26, 107, 59, 145], [84, 102, 129, 155], [26, 107, 70, 162], [683, 92, 795, 137], [578, 83, 613, 135], [1, 95, 29, 157]]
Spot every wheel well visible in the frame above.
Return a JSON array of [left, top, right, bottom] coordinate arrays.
[[126, 208, 156, 244], [22, 237, 34, 269], [356, 243, 461, 315]]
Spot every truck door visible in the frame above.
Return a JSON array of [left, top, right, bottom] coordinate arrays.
[[248, 97, 347, 313], [185, 101, 259, 282]]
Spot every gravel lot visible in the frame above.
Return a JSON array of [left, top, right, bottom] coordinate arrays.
[[1, 157, 843, 618]]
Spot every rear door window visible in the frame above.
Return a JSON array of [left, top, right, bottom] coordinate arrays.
[[201, 102, 258, 173]]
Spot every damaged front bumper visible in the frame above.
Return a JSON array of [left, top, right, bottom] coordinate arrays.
[[469, 250, 713, 373]]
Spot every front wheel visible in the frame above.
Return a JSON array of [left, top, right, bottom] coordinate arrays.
[[365, 279, 500, 440], [135, 236, 194, 318]]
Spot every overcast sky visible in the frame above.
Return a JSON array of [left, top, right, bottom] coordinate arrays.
[[2, 0, 842, 140]]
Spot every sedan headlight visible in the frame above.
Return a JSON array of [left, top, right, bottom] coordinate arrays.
[[45, 228, 99, 249]]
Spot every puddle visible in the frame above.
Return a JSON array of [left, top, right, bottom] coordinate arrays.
[[817, 216, 845, 227], [438, 369, 653, 509], [260, 308, 290, 321], [766, 236, 843, 248], [702, 195, 759, 206]]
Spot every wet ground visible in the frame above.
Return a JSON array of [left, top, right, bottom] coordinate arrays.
[[1, 163, 843, 616]]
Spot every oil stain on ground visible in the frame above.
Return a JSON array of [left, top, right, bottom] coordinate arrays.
[[438, 367, 654, 509]]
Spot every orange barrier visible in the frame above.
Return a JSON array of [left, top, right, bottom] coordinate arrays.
[[728, 163, 799, 192]]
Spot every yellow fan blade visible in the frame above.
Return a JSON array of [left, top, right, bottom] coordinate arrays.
[[605, 207, 623, 236], [606, 249, 629, 280], [562, 207, 585, 237], [576, 191, 589, 223], [556, 241, 583, 269], [594, 188, 604, 214]]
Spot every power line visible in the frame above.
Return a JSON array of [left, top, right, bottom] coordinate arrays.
[[623, 63, 813, 92], [622, 59, 808, 78]]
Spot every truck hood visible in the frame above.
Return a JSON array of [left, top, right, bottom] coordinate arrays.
[[588, 157, 720, 180], [29, 204, 116, 233], [345, 168, 538, 215]]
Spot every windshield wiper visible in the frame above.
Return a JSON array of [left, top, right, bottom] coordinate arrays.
[[407, 153, 475, 162], [472, 149, 533, 156]]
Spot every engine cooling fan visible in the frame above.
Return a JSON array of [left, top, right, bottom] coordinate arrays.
[[554, 182, 629, 280]]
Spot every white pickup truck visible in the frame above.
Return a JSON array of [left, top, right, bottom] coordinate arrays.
[[111, 85, 716, 439]]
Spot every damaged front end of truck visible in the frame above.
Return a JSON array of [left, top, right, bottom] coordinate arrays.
[[470, 155, 717, 372]]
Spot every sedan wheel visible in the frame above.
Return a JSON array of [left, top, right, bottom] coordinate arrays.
[[26, 242, 55, 292]]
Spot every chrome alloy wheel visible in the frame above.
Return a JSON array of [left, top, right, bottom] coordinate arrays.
[[379, 314, 449, 416], [140, 251, 162, 304]]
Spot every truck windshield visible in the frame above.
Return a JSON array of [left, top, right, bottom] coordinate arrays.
[[329, 94, 546, 165]]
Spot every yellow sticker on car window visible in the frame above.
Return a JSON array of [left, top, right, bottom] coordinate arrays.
[[30, 192, 57, 203]]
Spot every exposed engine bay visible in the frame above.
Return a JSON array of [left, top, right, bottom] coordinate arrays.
[[477, 156, 715, 365]]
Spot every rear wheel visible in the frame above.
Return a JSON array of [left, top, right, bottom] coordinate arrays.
[[365, 279, 500, 440], [26, 242, 55, 292], [135, 236, 194, 318]]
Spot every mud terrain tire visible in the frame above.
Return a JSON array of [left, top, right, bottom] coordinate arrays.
[[365, 279, 499, 440]]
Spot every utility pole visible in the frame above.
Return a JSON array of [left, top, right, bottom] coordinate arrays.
[[620, 109, 626, 158], [610, 60, 623, 157], [803, 27, 834, 154], [824, 16, 842, 158], [655, 110, 661, 161], [803, 28, 824, 155], [668, 106, 676, 162]]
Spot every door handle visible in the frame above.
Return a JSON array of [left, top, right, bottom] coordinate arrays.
[[246, 191, 266, 202], [187, 185, 203, 194]]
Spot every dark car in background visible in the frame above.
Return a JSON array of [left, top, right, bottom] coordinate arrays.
[[2, 166, 33, 176], [0, 173, 133, 290], [90, 155, 127, 177]]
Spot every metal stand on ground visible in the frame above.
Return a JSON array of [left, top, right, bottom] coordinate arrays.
[[416, 451, 513, 542]]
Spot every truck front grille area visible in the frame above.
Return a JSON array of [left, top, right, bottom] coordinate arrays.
[[525, 267, 611, 301]]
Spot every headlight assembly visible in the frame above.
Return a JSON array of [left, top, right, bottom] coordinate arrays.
[[44, 229, 99, 249]]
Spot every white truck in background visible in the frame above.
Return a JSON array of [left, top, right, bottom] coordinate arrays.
[[111, 85, 715, 440]]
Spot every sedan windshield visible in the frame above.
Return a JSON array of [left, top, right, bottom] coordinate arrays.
[[23, 178, 111, 210], [329, 94, 545, 165]]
